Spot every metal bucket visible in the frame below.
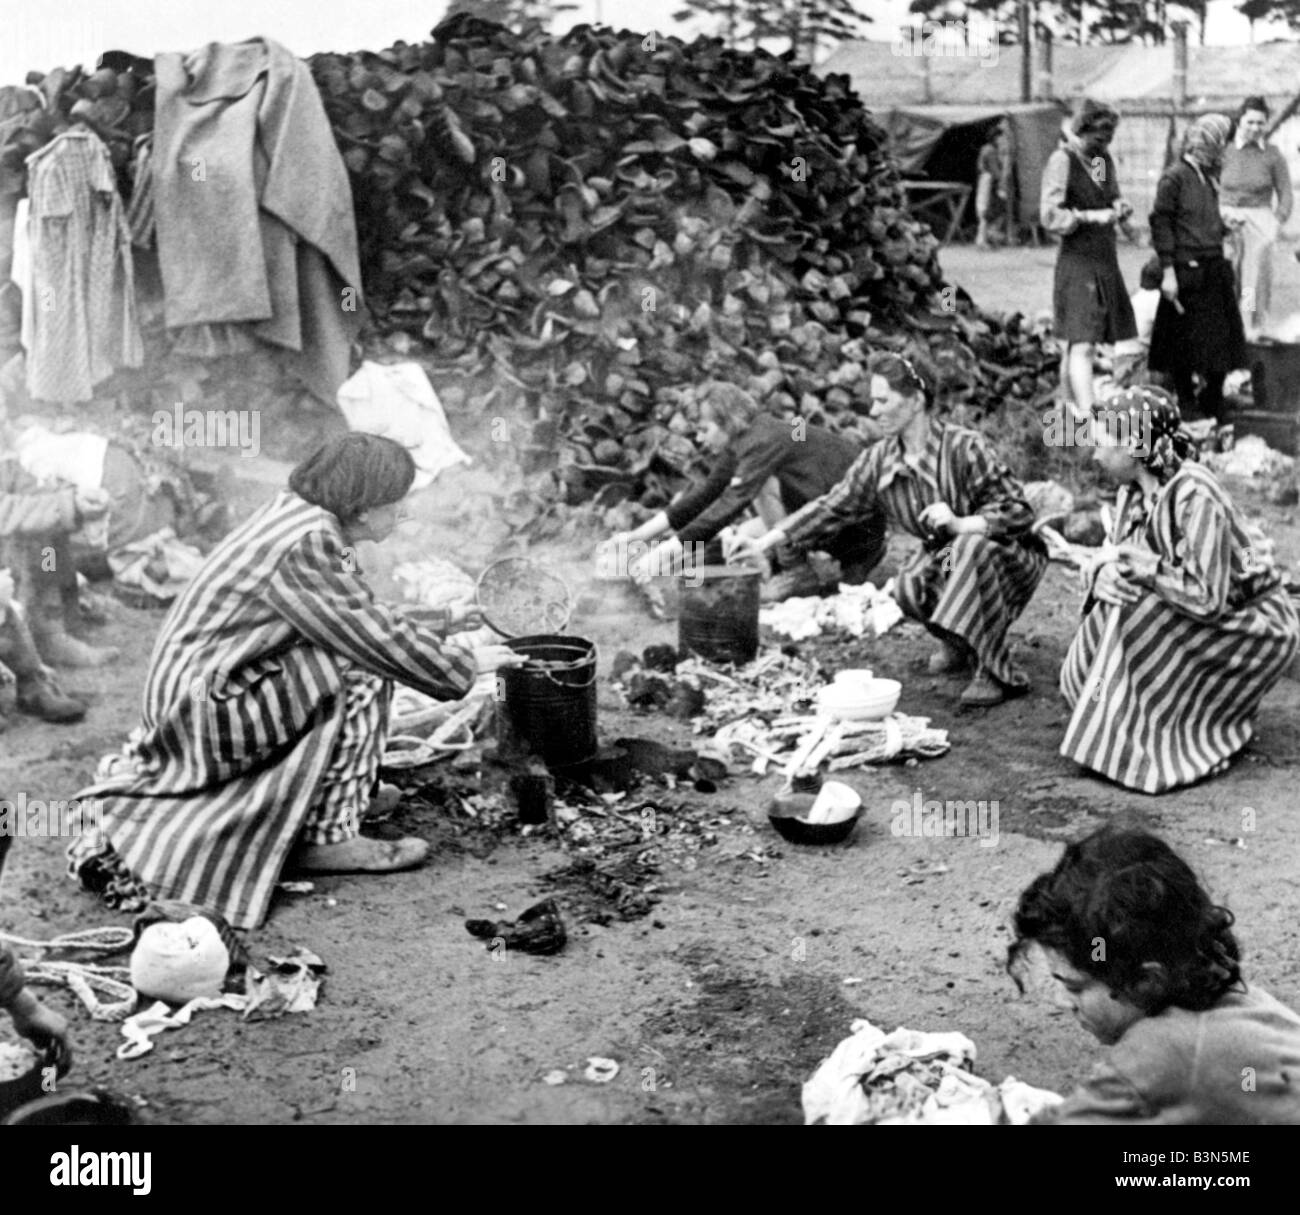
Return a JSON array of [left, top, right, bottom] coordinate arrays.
[[497, 634, 599, 768], [1246, 342, 1300, 416], [677, 564, 762, 666]]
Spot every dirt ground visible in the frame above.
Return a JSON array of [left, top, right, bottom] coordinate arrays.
[[3, 247, 1299, 1126]]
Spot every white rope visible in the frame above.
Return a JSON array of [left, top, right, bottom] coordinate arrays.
[[0, 926, 139, 1021], [0, 925, 135, 954], [21, 961, 137, 1023]]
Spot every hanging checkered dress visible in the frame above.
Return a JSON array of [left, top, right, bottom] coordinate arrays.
[[67, 492, 477, 928], [781, 421, 1047, 687], [1060, 463, 1299, 793]]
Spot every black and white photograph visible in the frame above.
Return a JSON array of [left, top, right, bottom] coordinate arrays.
[[1, 0, 1299, 1184]]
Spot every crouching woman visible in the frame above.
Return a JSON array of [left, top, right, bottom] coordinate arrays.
[[1061, 387, 1299, 793], [67, 434, 522, 931], [736, 350, 1047, 706]]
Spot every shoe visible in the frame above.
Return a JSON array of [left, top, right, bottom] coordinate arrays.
[[959, 669, 1006, 707], [465, 898, 567, 956], [34, 630, 120, 668], [288, 835, 429, 874], [16, 674, 87, 723], [928, 642, 971, 675]]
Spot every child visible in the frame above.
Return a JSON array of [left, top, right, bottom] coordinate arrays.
[[1112, 257, 1163, 387], [0, 833, 72, 1068], [1008, 827, 1300, 1124]]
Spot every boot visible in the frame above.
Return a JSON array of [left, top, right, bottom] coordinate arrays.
[[32, 626, 119, 668], [16, 671, 87, 723]]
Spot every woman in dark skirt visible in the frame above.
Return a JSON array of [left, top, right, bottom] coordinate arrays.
[[1148, 114, 1246, 424], [1041, 98, 1137, 421]]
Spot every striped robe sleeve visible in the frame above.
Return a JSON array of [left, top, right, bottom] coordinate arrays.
[[957, 431, 1037, 539], [0, 942, 27, 1009], [1133, 481, 1233, 621], [260, 529, 478, 700], [779, 446, 882, 551]]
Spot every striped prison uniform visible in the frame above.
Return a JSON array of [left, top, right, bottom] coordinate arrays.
[[66, 492, 477, 929], [780, 420, 1047, 687], [1060, 463, 1299, 794]]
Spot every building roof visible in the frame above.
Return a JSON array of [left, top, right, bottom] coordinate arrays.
[[817, 38, 1300, 108]]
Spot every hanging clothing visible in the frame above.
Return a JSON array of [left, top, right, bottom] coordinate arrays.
[[24, 127, 142, 402], [1060, 463, 1298, 794], [779, 420, 1047, 688], [66, 491, 477, 929], [152, 38, 363, 405], [1040, 138, 1136, 345]]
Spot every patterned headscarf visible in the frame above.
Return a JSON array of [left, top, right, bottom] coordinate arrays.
[[1182, 113, 1233, 174], [1103, 385, 1198, 484]]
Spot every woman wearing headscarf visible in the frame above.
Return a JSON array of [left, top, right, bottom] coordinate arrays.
[[1221, 96, 1293, 340], [66, 434, 524, 930], [1060, 387, 1298, 794], [734, 348, 1047, 707], [1148, 114, 1246, 425], [1040, 98, 1137, 421]]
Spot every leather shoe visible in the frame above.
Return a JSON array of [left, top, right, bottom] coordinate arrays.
[[17, 675, 87, 724], [959, 669, 1006, 707], [34, 630, 120, 668]]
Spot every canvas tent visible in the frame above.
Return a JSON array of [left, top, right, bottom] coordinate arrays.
[[881, 102, 1067, 235]]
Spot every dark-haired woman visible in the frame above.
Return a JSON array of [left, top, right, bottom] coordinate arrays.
[[1009, 826, 1300, 1124], [67, 434, 523, 930], [1221, 96, 1292, 339], [609, 380, 886, 601], [735, 351, 1047, 707], [1061, 387, 1298, 794]]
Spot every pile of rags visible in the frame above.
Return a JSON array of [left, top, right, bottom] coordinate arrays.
[[802, 1018, 1062, 1126]]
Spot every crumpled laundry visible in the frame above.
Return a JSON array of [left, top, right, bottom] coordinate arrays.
[[118, 994, 247, 1060], [1205, 435, 1295, 484], [107, 528, 205, 600], [12, 424, 107, 490], [712, 713, 950, 776], [761, 582, 902, 641], [392, 557, 477, 611], [242, 948, 326, 1021], [802, 1018, 1063, 1126], [338, 362, 471, 490]]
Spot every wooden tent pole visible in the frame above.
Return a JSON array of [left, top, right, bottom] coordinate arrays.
[[1266, 92, 1300, 140]]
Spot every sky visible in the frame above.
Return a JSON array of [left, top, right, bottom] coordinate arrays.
[[0, 1, 1281, 87]]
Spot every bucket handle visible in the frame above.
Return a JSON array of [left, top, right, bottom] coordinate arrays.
[[536, 659, 598, 689]]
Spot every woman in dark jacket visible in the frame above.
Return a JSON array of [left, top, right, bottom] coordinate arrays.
[[1148, 114, 1246, 424]]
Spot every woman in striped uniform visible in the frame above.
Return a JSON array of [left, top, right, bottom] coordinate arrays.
[[736, 350, 1048, 707], [1061, 387, 1299, 793], [66, 435, 522, 930]]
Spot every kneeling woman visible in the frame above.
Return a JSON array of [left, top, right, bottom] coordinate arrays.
[[738, 351, 1047, 706], [1061, 388, 1299, 793], [68, 435, 522, 930]]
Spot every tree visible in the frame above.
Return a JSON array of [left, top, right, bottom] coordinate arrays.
[[672, 0, 872, 60], [444, 0, 577, 31], [904, 0, 1174, 44]]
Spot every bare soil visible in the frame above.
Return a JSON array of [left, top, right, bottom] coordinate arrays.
[[3, 249, 1299, 1125]]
